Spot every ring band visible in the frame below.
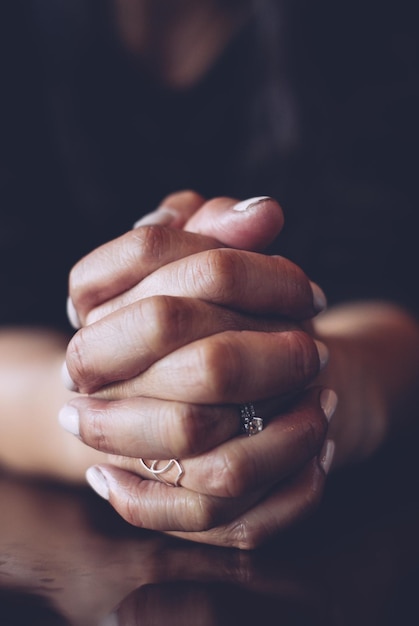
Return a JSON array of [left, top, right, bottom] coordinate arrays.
[[139, 458, 184, 487], [240, 403, 264, 436]]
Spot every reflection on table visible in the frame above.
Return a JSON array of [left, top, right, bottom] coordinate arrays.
[[1, 429, 419, 626]]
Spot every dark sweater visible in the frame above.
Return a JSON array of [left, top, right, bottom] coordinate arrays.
[[1, 0, 418, 331]]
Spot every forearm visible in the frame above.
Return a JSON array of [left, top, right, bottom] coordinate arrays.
[[314, 301, 419, 467], [0, 328, 105, 482]]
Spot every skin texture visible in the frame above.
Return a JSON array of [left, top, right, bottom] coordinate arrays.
[[2, 3, 419, 549], [1, 191, 418, 548], [56, 192, 419, 549]]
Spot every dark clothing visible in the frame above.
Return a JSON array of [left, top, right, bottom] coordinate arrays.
[[1, 0, 418, 332]]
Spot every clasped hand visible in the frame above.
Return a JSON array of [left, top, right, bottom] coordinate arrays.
[[59, 192, 336, 549]]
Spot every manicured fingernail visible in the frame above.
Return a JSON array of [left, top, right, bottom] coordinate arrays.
[[86, 466, 110, 500], [310, 281, 327, 313], [319, 439, 335, 474], [314, 340, 329, 370], [66, 297, 80, 329], [320, 389, 338, 422], [58, 404, 80, 436], [133, 208, 176, 228], [232, 196, 271, 212], [61, 361, 78, 392]]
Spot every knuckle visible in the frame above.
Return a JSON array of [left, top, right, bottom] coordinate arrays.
[[281, 258, 308, 296], [83, 409, 112, 453], [66, 324, 111, 391], [130, 224, 168, 264], [298, 416, 327, 460], [68, 261, 91, 314], [194, 249, 242, 302], [120, 479, 167, 530], [192, 494, 222, 531], [206, 449, 250, 498], [169, 404, 211, 457], [66, 328, 90, 387], [227, 519, 264, 550], [123, 489, 146, 528], [273, 257, 311, 317], [285, 331, 319, 386], [194, 336, 240, 401], [142, 295, 191, 348]]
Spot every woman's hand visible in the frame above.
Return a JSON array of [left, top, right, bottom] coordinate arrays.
[[79, 387, 336, 550], [62, 196, 328, 453], [64, 249, 326, 400], [64, 194, 326, 399], [66, 192, 304, 327], [59, 192, 334, 548]]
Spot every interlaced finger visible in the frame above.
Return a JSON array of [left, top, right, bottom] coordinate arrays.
[[85, 249, 324, 326], [65, 296, 297, 394], [109, 387, 332, 497], [85, 330, 328, 402]]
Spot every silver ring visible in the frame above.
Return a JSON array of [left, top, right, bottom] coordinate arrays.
[[139, 458, 184, 487], [240, 403, 264, 436]]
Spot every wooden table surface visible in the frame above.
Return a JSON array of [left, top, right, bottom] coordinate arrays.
[[1, 428, 419, 626]]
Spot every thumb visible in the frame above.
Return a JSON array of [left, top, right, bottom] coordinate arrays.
[[184, 195, 284, 251], [134, 192, 284, 252]]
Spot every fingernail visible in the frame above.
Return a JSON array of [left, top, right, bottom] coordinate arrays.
[[61, 361, 78, 392], [319, 439, 335, 475], [310, 281, 327, 313], [86, 466, 110, 500], [314, 340, 329, 370], [58, 404, 80, 436], [66, 297, 81, 329], [133, 207, 176, 228], [320, 389, 338, 422], [232, 196, 271, 212]]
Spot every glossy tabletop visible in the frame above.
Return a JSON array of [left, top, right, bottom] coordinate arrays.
[[1, 431, 419, 626]]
